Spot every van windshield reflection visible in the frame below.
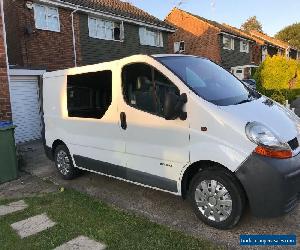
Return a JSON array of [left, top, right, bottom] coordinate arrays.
[[156, 56, 261, 106]]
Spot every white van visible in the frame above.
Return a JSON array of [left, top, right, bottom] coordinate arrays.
[[43, 55, 300, 229]]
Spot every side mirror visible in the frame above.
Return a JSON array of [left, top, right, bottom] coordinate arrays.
[[164, 93, 187, 120]]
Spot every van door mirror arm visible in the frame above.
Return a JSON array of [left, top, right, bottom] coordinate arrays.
[[164, 93, 188, 121], [175, 93, 187, 121]]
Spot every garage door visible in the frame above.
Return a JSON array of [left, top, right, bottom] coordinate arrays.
[[9, 76, 42, 143]]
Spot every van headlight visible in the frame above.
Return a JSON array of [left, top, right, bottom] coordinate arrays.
[[245, 122, 292, 159]]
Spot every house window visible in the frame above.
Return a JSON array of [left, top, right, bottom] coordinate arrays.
[[88, 17, 124, 41], [33, 4, 60, 32], [223, 36, 234, 50], [67, 71, 112, 119], [174, 41, 185, 53], [139, 27, 163, 47], [240, 41, 249, 53]]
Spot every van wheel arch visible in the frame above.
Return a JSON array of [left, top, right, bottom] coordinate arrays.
[[52, 140, 67, 158], [181, 161, 246, 200]]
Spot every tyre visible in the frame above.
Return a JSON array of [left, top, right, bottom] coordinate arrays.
[[54, 144, 79, 180], [189, 168, 245, 229]]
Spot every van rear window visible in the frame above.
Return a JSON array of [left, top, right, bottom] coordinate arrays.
[[67, 71, 112, 119]]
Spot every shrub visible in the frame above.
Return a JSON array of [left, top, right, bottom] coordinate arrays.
[[254, 55, 300, 90], [254, 55, 300, 102], [269, 90, 286, 104]]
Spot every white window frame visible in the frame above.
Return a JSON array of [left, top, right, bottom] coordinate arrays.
[[240, 40, 249, 53], [88, 16, 124, 41], [33, 4, 60, 32], [174, 41, 185, 53], [262, 46, 268, 61], [139, 27, 163, 47], [223, 36, 234, 50], [285, 48, 290, 58]]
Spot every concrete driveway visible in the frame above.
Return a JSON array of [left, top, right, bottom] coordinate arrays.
[[18, 140, 300, 250]]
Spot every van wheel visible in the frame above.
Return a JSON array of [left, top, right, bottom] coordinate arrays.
[[189, 169, 245, 229], [54, 145, 79, 180]]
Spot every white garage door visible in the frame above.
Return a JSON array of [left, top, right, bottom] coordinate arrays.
[[9, 76, 42, 143]]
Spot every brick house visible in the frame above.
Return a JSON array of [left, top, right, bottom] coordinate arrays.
[[165, 8, 257, 78], [166, 8, 300, 79], [0, 1, 11, 121], [4, 0, 175, 71], [249, 30, 299, 61], [2, 0, 175, 143], [217, 25, 300, 63]]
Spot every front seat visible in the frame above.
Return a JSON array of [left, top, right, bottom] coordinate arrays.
[[135, 76, 156, 113]]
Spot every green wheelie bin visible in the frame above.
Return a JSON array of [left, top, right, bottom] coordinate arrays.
[[0, 121, 18, 184]]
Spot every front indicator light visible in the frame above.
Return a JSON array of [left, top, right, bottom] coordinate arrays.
[[255, 146, 292, 159]]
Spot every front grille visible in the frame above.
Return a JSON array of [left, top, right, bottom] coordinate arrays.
[[288, 137, 299, 151]]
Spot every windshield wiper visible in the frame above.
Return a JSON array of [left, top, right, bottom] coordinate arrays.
[[235, 99, 252, 105], [235, 94, 254, 105]]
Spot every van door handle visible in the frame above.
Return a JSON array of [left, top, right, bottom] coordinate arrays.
[[120, 112, 127, 130]]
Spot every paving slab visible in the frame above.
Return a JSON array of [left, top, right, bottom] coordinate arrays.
[[54, 236, 106, 250], [0, 200, 28, 216], [11, 213, 56, 238]]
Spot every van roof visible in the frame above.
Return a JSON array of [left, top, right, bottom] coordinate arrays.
[[43, 54, 197, 78]]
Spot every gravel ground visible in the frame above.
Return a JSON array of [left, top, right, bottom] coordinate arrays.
[[17, 140, 300, 250]]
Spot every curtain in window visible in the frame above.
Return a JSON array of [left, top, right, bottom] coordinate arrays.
[[139, 27, 163, 47], [139, 27, 147, 45], [105, 21, 114, 40], [35, 5, 47, 29], [47, 8, 59, 31], [88, 18, 97, 37]]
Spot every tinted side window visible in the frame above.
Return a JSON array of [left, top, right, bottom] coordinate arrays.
[[122, 63, 180, 117], [67, 71, 112, 119]]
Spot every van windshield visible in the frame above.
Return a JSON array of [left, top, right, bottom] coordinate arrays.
[[156, 56, 260, 106]]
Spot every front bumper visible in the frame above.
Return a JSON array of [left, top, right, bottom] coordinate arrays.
[[235, 152, 300, 217]]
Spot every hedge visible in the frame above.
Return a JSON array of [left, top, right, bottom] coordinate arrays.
[[254, 55, 300, 103]]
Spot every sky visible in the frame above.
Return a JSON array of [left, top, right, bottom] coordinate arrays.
[[128, 0, 300, 36]]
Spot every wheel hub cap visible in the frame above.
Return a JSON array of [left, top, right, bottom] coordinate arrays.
[[56, 150, 71, 175], [195, 179, 232, 222], [208, 197, 217, 206]]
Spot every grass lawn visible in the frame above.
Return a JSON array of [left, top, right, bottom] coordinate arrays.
[[0, 188, 222, 250]]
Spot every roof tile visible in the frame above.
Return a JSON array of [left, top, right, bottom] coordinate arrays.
[[60, 0, 174, 30], [174, 8, 255, 41], [249, 30, 289, 49]]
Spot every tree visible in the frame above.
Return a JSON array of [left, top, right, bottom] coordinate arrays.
[[275, 23, 300, 50], [241, 16, 263, 33]]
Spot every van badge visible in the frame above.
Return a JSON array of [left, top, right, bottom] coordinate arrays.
[[160, 163, 173, 168]]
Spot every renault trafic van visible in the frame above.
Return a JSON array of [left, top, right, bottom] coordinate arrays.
[[43, 55, 300, 229]]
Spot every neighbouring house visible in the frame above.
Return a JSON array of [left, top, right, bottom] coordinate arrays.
[[249, 30, 299, 61], [166, 8, 300, 80], [165, 8, 258, 79], [0, 1, 11, 121], [2, 0, 175, 144], [4, 0, 175, 71]]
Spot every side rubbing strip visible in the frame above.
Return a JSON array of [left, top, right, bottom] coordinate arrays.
[[73, 155, 178, 193]]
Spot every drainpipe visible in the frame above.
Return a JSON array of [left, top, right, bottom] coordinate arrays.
[[71, 6, 79, 67]]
